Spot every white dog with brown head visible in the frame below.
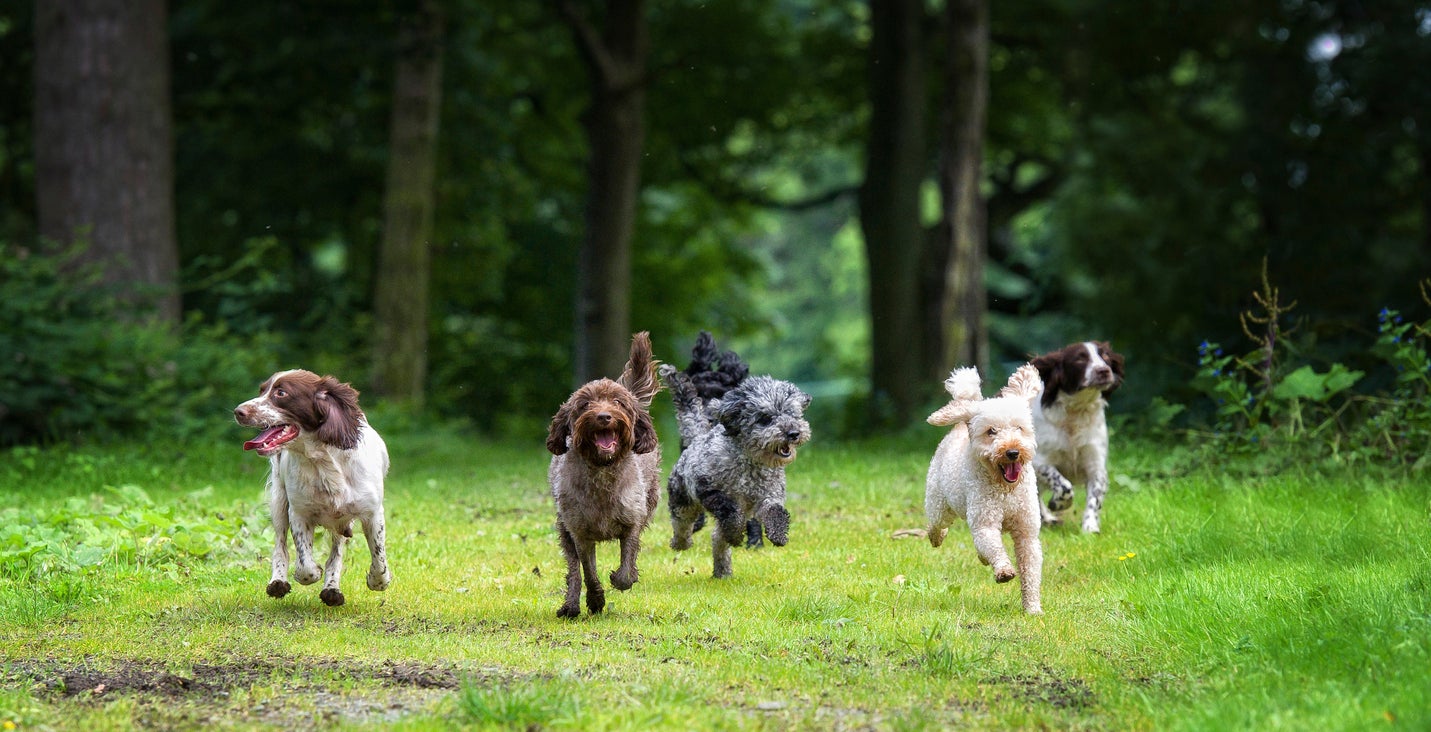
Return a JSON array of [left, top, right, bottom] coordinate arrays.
[[924, 364, 1044, 614]]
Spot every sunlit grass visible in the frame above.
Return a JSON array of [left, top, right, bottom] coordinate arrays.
[[1, 427, 1428, 729]]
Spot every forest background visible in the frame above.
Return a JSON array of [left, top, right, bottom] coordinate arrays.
[[3, 0, 1430, 445]]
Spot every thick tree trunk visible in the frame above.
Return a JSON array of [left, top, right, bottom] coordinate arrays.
[[934, 0, 989, 376], [859, 0, 927, 426], [562, 0, 647, 384], [372, 0, 444, 407], [34, 0, 179, 322]]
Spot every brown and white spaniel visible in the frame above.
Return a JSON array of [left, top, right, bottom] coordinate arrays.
[[1029, 341, 1125, 533], [233, 369, 390, 606]]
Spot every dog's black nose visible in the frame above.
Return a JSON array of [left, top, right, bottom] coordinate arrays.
[[786, 430, 801, 441], [1005, 449, 1021, 461], [596, 412, 612, 426]]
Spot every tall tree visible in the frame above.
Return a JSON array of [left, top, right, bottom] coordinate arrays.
[[372, 0, 445, 407], [859, 0, 927, 425], [560, 0, 648, 384], [33, 0, 179, 322], [930, 0, 989, 377]]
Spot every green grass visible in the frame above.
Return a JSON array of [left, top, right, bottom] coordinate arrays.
[[1, 426, 1428, 730]]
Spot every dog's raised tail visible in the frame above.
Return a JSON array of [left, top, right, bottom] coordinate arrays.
[[928, 367, 982, 427], [619, 331, 663, 407]]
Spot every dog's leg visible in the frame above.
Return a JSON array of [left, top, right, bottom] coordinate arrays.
[[319, 527, 348, 607], [1081, 466, 1108, 534], [667, 474, 702, 551], [970, 524, 1016, 583], [1037, 463, 1075, 515], [753, 503, 789, 547], [289, 511, 321, 586], [266, 477, 292, 598], [744, 519, 764, 548], [360, 509, 391, 591], [924, 491, 950, 548], [1012, 530, 1043, 614], [579, 537, 605, 614], [611, 525, 642, 591], [556, 525, 583, 618], [710, 521, 736, 579], [695, 480, 746, 555]]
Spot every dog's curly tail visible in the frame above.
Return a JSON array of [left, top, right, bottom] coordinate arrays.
[[620, 331, 663, 407], [943, 367, 983, 401], [659, 363, 711, 445]]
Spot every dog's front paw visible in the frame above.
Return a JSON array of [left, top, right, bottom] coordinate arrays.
[[670, 534, 692, 551], [757, 506, 789, 547], [585, 588, 606, 614], [610, 568, 637, 591], [319, 588, 346, 607], [293, 565, 321, 585], [1041, 513, 1064, 528], [1047, 489, 1074, 512], [557, 602, 581, 619], [994, 566, 1017, 583], [367, 567, 391, 591], [1082, 515, 1101, 534], [928, 527, 947, 548], [266, 580, 291, 598]]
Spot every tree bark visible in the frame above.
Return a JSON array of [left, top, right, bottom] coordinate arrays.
[[372, 0, 445, 407], [933, 0, 989, 377], [34, 0, 179, 323], [561, 0, 648, 385], [858, 0, 927, 426]]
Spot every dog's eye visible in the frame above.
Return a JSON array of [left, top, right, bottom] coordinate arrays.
[[757, 415, 773, 427], [275, 388, 288, 398], [986, 428, 997, 437]]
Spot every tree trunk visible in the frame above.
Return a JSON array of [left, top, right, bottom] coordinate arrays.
[[372, 0, 444, 408], [562, 0, 648, 384], [859, 0, 927, 426], [933, 0, 989, 377], [34, 0, 179, 323]]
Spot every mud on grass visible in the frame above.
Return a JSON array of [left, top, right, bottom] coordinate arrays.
[[1, 656, 487, 727]]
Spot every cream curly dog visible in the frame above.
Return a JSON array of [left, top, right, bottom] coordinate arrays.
[[924, 364, 1044, 615]]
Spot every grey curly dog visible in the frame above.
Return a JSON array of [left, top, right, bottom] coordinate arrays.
[[660, 360, 811, 579]]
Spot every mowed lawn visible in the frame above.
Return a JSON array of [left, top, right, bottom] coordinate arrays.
[[1, 421, 1428, 730]]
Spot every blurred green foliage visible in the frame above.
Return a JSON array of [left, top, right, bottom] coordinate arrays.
[[2, 1, 1430, 442]]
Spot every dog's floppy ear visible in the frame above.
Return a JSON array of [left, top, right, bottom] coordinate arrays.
[[715, 391, 744, 436], [999, 364, 1043, 406], [632, 408, 658, 455], [927, 400, 974, 427], [795, 387, 812, 411], [1030, 352, 1063, 408], [546, 401, 573, 455], [315, 377, 363, 449], [1100, 341, 1125, 395]]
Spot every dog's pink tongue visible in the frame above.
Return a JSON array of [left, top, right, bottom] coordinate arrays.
[[1002, 462, 1022, 483], [595, 430, 618, 451], [244, 426, 287, 451]]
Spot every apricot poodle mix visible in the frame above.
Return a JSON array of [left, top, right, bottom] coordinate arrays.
[[924, 365, 1045, 615]]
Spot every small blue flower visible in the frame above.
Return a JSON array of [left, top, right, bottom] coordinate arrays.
[[1212, 369, 1222, 377], [1199, 340, 1211, 355], [1379, 307, 1392, 323], [1215, 347, 1224, 357]]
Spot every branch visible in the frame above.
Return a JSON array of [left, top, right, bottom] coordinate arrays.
[[678, 154, 858, 212], [556, 0, 619, 87]]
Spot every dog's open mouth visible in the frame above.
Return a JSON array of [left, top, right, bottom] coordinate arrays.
[[593, 429, 619, 453], [1001, 462, 1023, 484], [243, 424, 299, 457], [771, 443, 797, 463]]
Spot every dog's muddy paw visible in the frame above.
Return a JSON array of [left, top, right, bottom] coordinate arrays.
[[266, 580, 291, 599], [670, 535, 691, 551], [557, 603, 581, 619], [994, 566, 1017, 584], [586, 590, 606, 614], [319, 588, 346, 607], [609, 569, 636, 591], [928, 528, 947, 548]]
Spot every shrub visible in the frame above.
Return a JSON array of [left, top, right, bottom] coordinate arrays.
[[0, 240, 284, 445]]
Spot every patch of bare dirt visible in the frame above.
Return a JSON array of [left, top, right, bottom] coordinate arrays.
[[992, 667, 1096, 710]]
